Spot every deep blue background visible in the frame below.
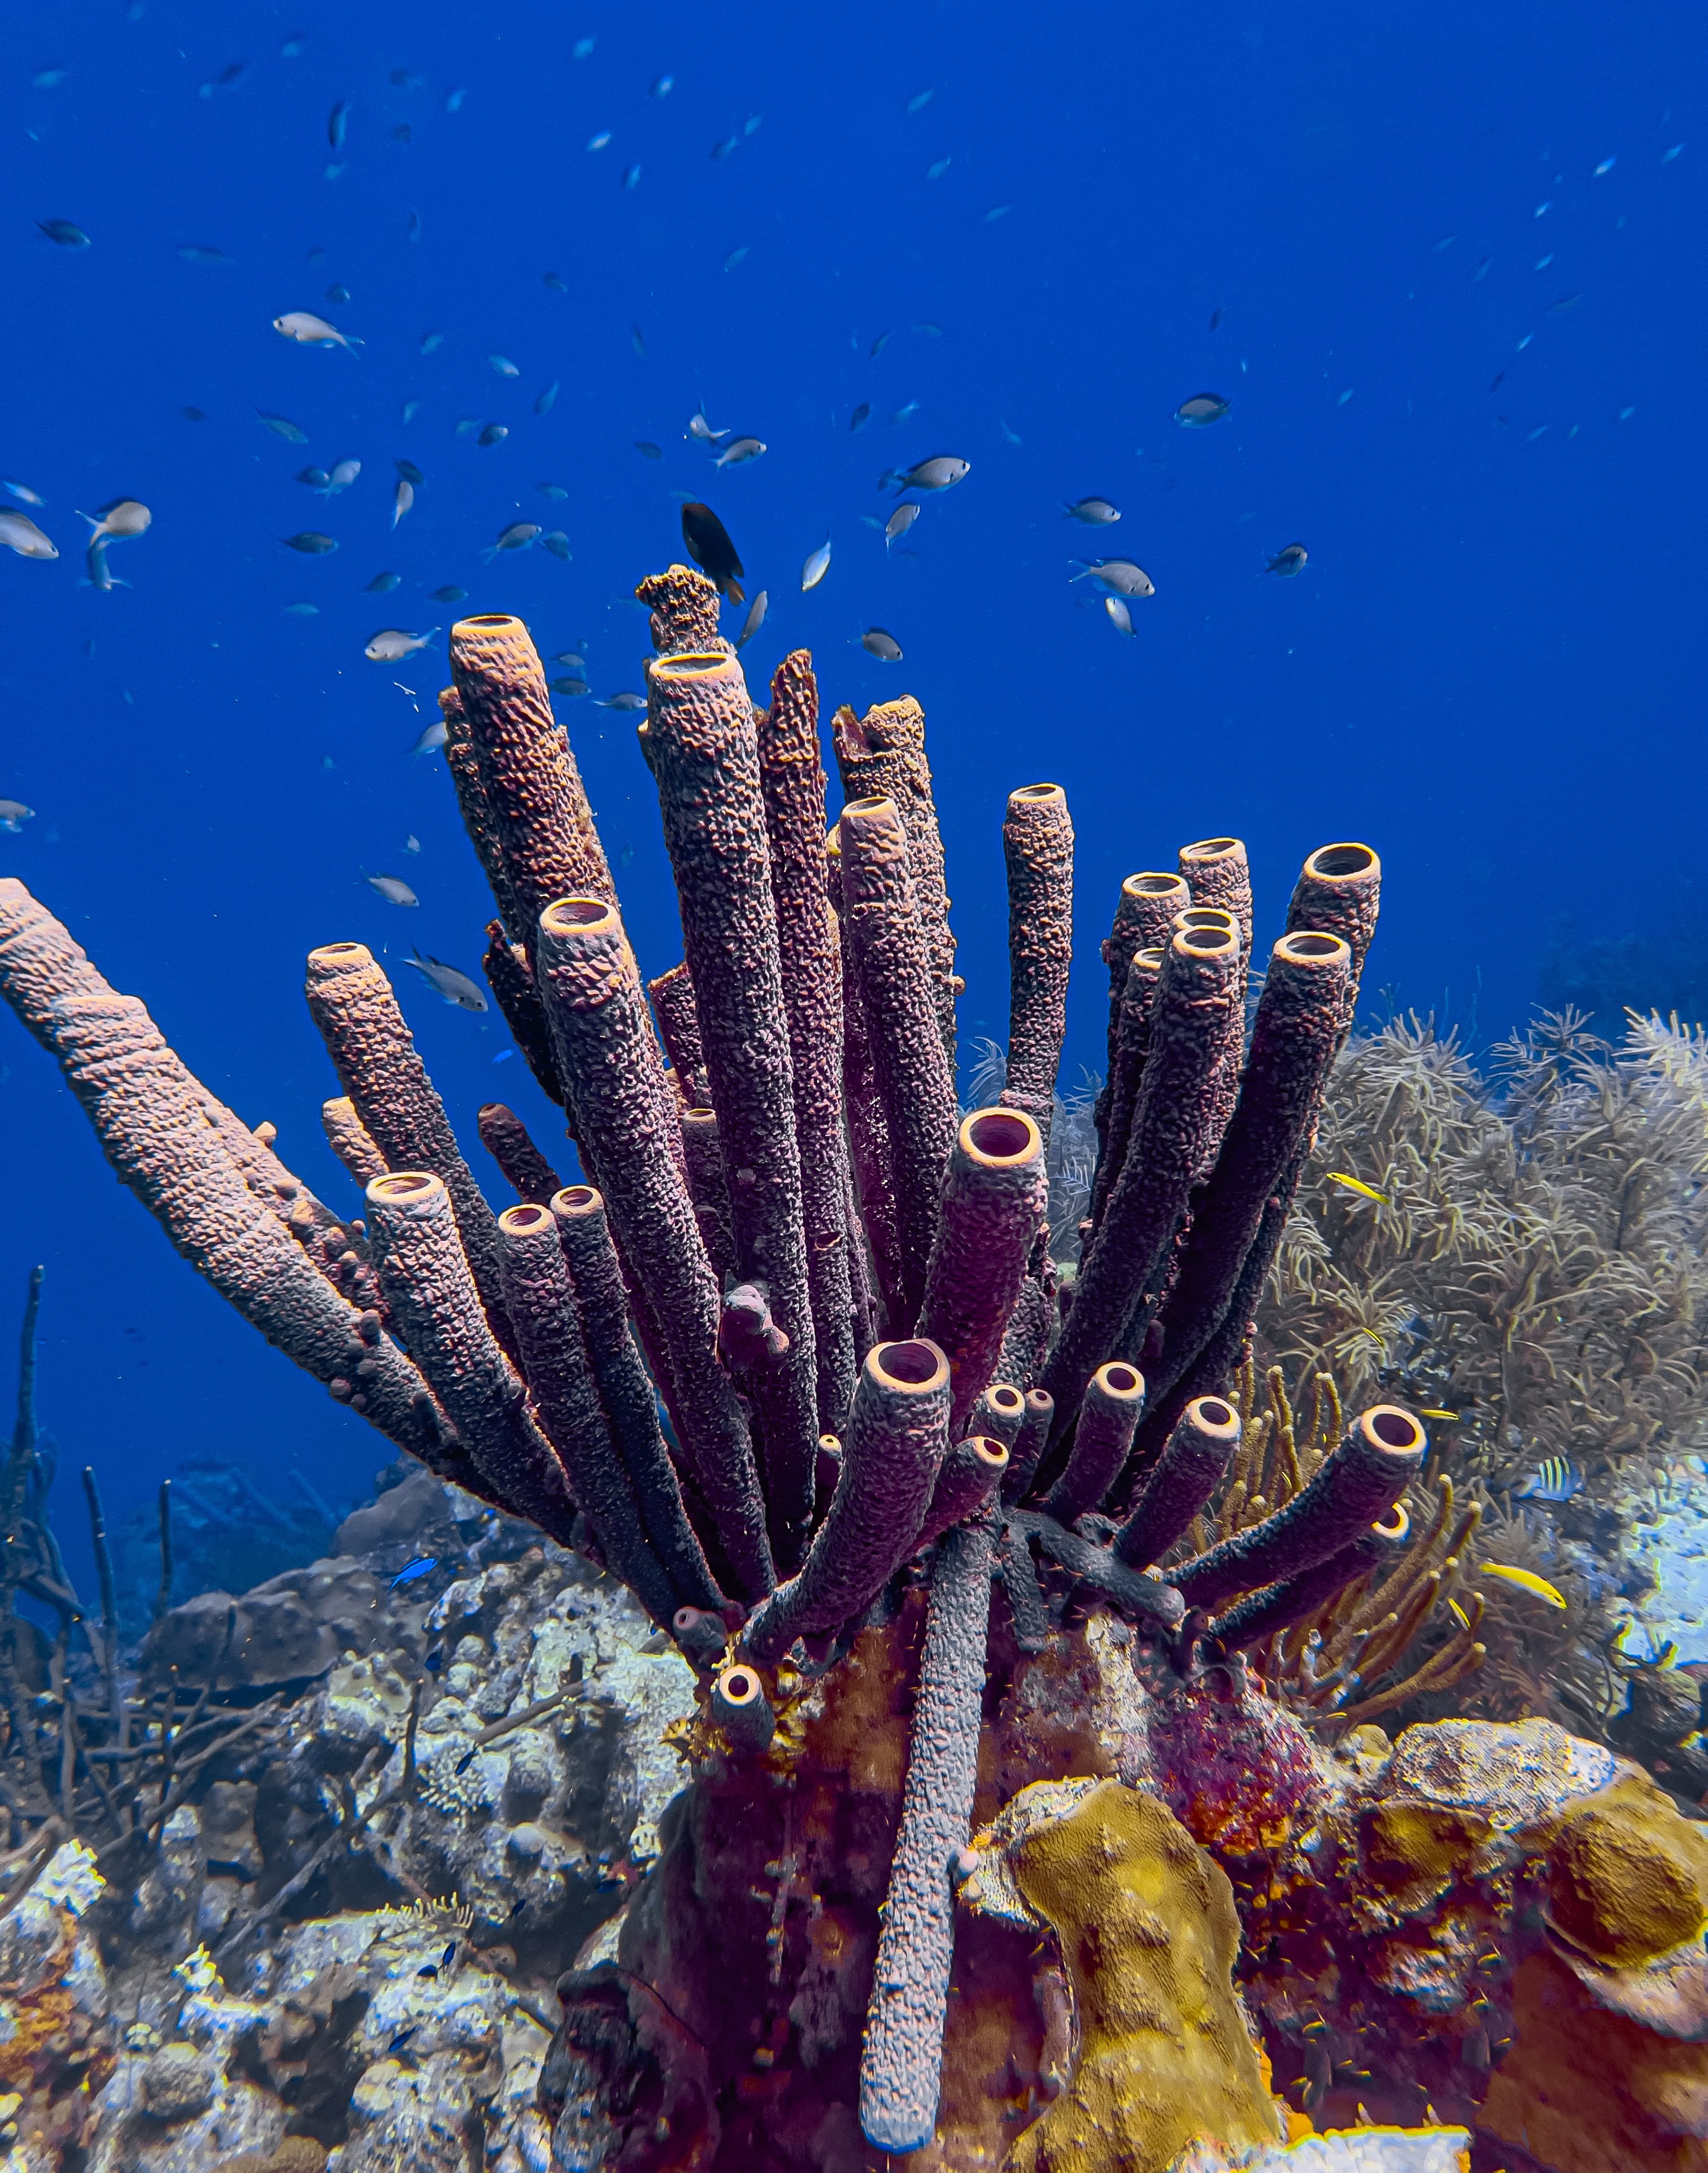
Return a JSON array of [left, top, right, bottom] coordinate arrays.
[[2, 0, 1702, 1590]]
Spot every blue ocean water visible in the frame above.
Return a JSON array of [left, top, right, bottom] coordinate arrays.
[[1, 0, 1701, 1590]]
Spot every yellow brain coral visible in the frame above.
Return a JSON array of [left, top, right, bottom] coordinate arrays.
[[1008, 1780, 1280, 2173], [1545, 1771, 1708, 1969]]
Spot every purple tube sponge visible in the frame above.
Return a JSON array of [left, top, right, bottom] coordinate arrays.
[[365, 1172, 576, 1543], [1170, 1405, 1427, 1612], [918, 1107, 1049, 1439], [534, 894, 773, 1600], [1206, 1505, 1411, 1650], [1114, 1395, 1243, 1567], [1044, 1361, 1147, 1526], [742, 1339, 952, 1666], [1040, 920, 1243, 1435], [999, 783, 1074, 1142], [917, 1436, 1009, 1552], [860, 1509, 995, 2153], [477, 1101, 563, 1206]]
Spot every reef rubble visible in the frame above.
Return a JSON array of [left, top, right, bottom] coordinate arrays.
[[4, 573, 1707, 2171]]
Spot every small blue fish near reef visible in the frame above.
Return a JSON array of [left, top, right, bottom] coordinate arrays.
[[1514, 1456, 1583, 1503], [389, 1555, 438, 1589]]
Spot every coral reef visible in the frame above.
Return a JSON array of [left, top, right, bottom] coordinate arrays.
[[5, 578, 1705, 2171]]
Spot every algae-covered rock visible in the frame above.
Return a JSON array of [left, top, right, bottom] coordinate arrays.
[[1005, 1779, 1282, 2173], [1543, 1768, 1708, 1969]]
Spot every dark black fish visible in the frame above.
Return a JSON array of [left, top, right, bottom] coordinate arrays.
[[388, 2026, 418, 2053], [849, 402, 870, 433], [1266, 542, 1308, 577], [424, 1644, 444, 1675], [1209, 307, 1224, 331], [508, 1897, 528, 1919], [442, 1941, 456, 1967], [416, 1962, 438, 1979], [395, 458, 425, 486], [680, 502, 745, 602], [454, 1748, 476, 1774]]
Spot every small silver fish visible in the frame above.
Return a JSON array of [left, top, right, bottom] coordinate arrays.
[[366, 570, 402, 592], [284, 531, 338, 553], [1266, 542, 1308, 577], [736, 591, 768, 649], [403, 834, 421, 853], [486, 522, 541, 558], [886, 503, 921, 548], [412, 719, 448, 756], [328, 99, 350, 148], [850, 402, 871, 433], [84, 539, 125, 591], [2, 480, 46, 507], [297, 466, 330, 489], [890, 400, 918, 426], [365, 873, 419, 907], [898, 455, 969, 492], [478, 423, 509, 447], [393, 478, 415, 528], [490, 353, 520, 377], [37, 219, 90, 249], [283, 602, 319, 616], [862, 628, 903, 660], [0, 800, 36, 833], [1104, 595, 1134, 635], [404, 951, 487, 1011], [550, 675, 589, 695], [364, 628, 438, 662], [1, 513, 60, 558], [273, 310, 359, 350], [179, 244, 234, 266], [801, 539, 832, 591], [1070, 559, 1153, 598], [257, 411, 308, 442], [714, 436, 766, 468], [429, 585, 467, 603], [535, 380, 559, 415], [622, 163, 642, 190], [594, 691, 646, 712], [1063, 497, 1120, 524], [539, 532, 571, 560], [1175, 392, 1230, 427], [314, 460, 360, 496], [689, 408, 730, 443], [420, 330, 444, 355], [537, 483, 569, 500], [80, 499, 151, 542]]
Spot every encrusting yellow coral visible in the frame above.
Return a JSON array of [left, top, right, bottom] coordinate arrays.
[[1541, 1768, 1708, 1970], [1005, 1780, 1281, 2173]]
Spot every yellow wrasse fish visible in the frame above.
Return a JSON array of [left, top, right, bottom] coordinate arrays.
[[1482, 1564, 1566, 1609], [1446, 1598, 1471, 1631], [1327, 1171, 1389, 1204], [1418, 1409, 1459, 1421]]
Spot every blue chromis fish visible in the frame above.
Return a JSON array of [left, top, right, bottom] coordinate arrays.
[[389, 1555, 437, 1588], [257, 411, 310, 442], [365, 872, 419, 906], [1482, 1564, 1567, 1609], [1514, 1457, 1584, 1503], [38, 219, 90, 249], [801, 539, 832, 591], [1327, 1172, 1388, 1205], [403, 952, 487, 1011]]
